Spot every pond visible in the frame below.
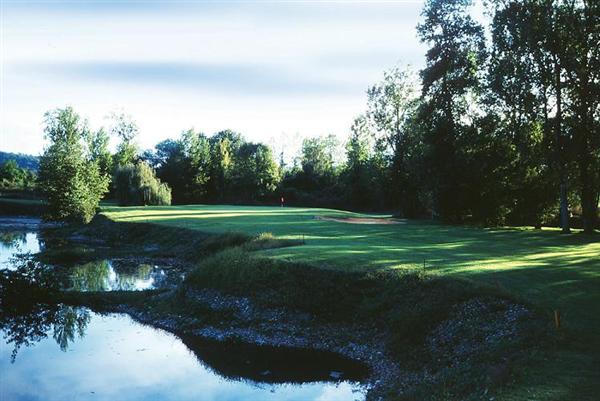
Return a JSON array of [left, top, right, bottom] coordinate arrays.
[[0, 219, 368, 400], [0, 307, 367, 401], [0, 229, 42, 268], [68, 260, 173, 291], [0, 222, 176, 290]]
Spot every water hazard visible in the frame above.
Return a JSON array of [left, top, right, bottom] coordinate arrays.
[[0, 307, 367, 401], [0, 219, 174, 290], [0, 218, 368, 400]]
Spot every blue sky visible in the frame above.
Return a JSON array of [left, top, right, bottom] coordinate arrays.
[[1, 0, 428, 155]]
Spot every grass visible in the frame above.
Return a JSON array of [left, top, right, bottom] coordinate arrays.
[[103, 206, 599, 328], [101, 204, 600, 399], [182, 247, 546, 399]]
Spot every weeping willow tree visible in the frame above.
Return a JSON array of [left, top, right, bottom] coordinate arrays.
[[114, 161, 171, 206]]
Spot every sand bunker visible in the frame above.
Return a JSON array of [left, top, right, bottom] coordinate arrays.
[[315, 216, 405, 225]]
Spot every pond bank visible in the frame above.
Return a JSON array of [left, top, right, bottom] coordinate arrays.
[[11, 214, 551, 400]]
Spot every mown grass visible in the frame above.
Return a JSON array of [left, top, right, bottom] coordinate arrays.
[[102, 204, 600, 400]]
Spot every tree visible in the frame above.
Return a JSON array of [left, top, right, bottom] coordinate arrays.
[[114, 162, 171, 206], [417, 0, 486, 221], [86, 128, 113, 179], [0, 160, 21, 182], [301, 135, 339, 178], [208, 130, 243, 201], [38, 107, 109, 223], [366, 67, 421, 215], [151, 139, 188, 202], [111, 112, 139, 167], [345, 116, 375, 209], [232, 143, 280, 201], [181, 129, 211, 202], [560, 0, 600, 233]]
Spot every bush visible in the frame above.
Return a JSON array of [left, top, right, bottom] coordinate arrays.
[[114, 162, 172, 206]]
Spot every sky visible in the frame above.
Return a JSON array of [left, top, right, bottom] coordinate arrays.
[[0, 0, 429, 156]]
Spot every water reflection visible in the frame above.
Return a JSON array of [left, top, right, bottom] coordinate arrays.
[[69, 260, 168, 291], [180, 335, 369, 384], [1, 304, 90, 362], [0, 307, 367, 401], [0, 230, 41, 268]]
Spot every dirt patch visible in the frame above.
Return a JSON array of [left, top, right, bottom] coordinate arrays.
[[315, 216, 406, 225]]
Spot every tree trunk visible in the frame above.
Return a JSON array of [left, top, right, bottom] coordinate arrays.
[[580, 159, 598, 234], [555, 58, 570, 234]]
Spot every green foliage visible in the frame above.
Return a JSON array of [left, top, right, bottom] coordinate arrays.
[[366, 67, 423, 215], [111, 112, 140, 167], [0, 160, 37, 190], [0, 151, 39, 171], [182, 129, 211, 200], [142, 129, 280, 204], [114, 162, 172, 206], [208, 130, 243, 201], [417, 0, 486, 222], [300, 135, 339, 177], [231, 142, 280, 200], [38, 107, 110, 223], [344, 116, 377, 209], [86, 128, 113, 178]]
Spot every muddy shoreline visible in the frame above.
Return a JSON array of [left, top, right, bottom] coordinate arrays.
[[96, 288, 401, 400]]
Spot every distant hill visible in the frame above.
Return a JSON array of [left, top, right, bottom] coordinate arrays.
[[0, 151, 39, 171]]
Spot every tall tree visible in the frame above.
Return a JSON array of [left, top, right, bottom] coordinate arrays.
[[86, 128, 113, 179], [345, 115, 375, 209], [208, 130, 243, 201], [232, 142, 280, 201], [152, 139, 188, 202], [301, 135, 339, 178], [110, 112, 140, 167], [417, 0, 486, 221], [488, 0, 557, 227], [38, 107, 109, 223], [561, 0, 599, 233], [366, 67, 420, 215], [181, 129, 211, 202]]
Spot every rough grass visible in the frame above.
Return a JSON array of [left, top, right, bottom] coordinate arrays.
[[183, 247, 524, 346], [102, 204, 600, 400], [182, 247, 548, 399], [43, 214, 299, 264]]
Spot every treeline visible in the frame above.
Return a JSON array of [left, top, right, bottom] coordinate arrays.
[[0, 160, 37, 190], [140, 130, 279, 205], [36, 108, 171, 222], [0, 152, 39, 171], [136, 0, 598, 232], [35, 0, 598, 231]]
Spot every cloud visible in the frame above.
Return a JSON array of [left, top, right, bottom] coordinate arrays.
[[15, 61, 361, 96], [1, 0, 428, 154]]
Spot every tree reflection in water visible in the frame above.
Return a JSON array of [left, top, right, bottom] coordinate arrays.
[[0, 231, 27, 248], [1, 253, 93, 360], [0, 304, 90, 362], [70, 260, 158, 291]]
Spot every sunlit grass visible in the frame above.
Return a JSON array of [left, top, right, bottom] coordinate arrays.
[[103, 204, 599, 330], [102, 204, 600, 399]]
